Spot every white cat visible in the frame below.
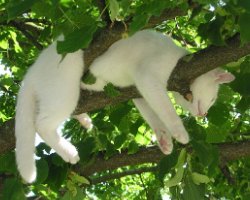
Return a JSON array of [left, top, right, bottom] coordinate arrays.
[[15, 38, 92, 183], [81, 30, 235, 155]]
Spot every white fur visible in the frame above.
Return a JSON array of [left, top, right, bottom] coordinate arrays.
[[15, 38, 92, 183], [81, 30, 235, 154]]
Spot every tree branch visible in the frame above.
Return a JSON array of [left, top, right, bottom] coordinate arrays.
[[74, 140, 250, 182], [7, 21, 44, 50], [75, 35, 250, 113]]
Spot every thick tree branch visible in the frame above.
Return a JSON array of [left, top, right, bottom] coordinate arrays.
[[75, 35, 250, 113], [74, 140, 250, 183]]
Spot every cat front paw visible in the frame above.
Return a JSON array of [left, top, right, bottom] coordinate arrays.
[[158, 135, 173, 155], [155, 129, 173, 155], [171, 127, 189, 144]]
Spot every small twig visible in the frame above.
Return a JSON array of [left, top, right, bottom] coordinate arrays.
[[139, 174, 149, 198], [8, 21, 43, 50], [219, 164, 236, 185]]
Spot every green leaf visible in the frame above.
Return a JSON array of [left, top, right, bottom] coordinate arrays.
[[198, 15, 225, 45], [114, 133, 127, 149], [239, 13, 250, 44], [7, 0, 38, 20], [105, 142, 118, 159], [70, 171, 90, 185], [130, 118, 144, 135], [77, 137, 96, 163], [0, 39, 8, 49], [46, 164, 68, 191], [109, 104, 131, 126], [238, 0, 250, 13], [207, 102, 230, 126], [108, 0, 119, 21], [191, 172, 211, 185], [164, 149, 186, 187], [3, 178, 26, 200], [32, 0, 61, 20], [35, 159, 49, 184], [129, 14, 150, 35], [0, 152, 17, 173], [182, 175, 205, 200], [206, 124, 229, 143], [236, 96, 250, 112], [127, 141, 139, 154], [61, 191, 72, 200], [243, 193, 250, 200], [82, 72, 96, 84], [62, 187, 85, 200], [158, 150, 178, 182], [230, 60, 250, 95], [104, 83, 121, 97], [98, 133, 109, 149], [57, 25, 97, 54], [51, 153, 65, 167], [191, 141, 219, 169]]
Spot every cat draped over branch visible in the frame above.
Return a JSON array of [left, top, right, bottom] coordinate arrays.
[[15, 30, 235, 183]]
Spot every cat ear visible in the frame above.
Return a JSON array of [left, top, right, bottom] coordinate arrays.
[[215, 71, 235, 84]]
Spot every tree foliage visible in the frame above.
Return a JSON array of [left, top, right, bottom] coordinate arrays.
[[0, 0, 250, 199]]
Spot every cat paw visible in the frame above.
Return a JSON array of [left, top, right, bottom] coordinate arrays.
[[158, 135, 173, 155], [155, 129, 173, 155], [172, 128, 189, 144], [58, 141, 80, 164], [73, 113, 93, 129]]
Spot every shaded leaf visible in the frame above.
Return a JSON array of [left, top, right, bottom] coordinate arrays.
[[182, 174, 205, 200], [57, 25, 97, 54], [35, 159, 49, 184], [104, 83, 121, 97], [3, 178, 26, 200], [239, 13, 250, 44], [108, 0, 119, 21], [128, 141, 139, 154], [7, 0, 37, 20]]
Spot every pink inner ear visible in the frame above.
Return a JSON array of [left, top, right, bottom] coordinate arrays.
[[215, 72, 235, 83]]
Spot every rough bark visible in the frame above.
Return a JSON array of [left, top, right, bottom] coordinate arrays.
[[74, 140, 250, 184]]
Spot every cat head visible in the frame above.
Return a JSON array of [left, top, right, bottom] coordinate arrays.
[[174, 69, 235, 117]]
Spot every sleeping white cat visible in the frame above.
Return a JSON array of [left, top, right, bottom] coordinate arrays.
[[81, 30, 235, 154], [15, 38, 92, 183]]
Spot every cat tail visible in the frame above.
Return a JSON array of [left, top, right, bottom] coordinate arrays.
[[15, 83, 37, 183]]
